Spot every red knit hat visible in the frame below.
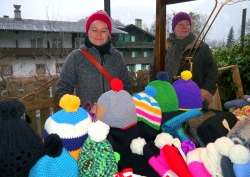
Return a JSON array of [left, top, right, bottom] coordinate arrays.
[[85, 10, 112, 34]]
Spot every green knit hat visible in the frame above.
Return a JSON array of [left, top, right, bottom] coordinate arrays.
[[147, 72, 178, 112], [78, 121, 117, 176]]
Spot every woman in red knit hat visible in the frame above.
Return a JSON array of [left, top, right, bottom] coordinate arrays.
[[56, 10, 131, 106]]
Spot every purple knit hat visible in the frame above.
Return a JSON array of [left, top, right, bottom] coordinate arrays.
[[172, 12, 192, 31], [172, 70, 202, 111]]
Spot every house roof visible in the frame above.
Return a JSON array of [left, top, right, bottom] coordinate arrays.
[[118, 24, 155, 38], [0, 17, 127, 34]]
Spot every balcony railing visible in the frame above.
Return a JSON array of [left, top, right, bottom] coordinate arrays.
[[115, 42, 155, 48], [0, 48, 75, 58]]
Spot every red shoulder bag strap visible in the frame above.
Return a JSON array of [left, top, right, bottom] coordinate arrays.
[[79, 49, 113, 82]]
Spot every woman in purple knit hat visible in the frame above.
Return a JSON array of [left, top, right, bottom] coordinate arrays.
[[150, 12, 218, 109]]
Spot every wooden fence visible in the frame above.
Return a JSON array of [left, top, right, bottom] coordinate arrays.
[[0, 76, 60, 137]]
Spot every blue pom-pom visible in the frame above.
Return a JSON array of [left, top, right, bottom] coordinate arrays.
[[145, 86, 157, 97], [156, 72, 169, 81]]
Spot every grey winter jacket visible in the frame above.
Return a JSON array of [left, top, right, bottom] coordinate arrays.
[[56, 44, 131, 105]]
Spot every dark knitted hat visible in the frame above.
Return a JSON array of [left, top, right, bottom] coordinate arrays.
[[147, 72, 179, 112], [197, 112, 237, 146], [172, 11, 192, 31], [85, 10, 112, 34], [173, 70, 202, 111], [183, 111, 216, 147], [0, 99, 44, 177]]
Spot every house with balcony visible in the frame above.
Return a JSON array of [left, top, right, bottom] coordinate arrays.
[[0, 5, 128, 84], [115, 19, 155, 72]]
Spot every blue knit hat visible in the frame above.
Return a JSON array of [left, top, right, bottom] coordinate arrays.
[[43, 94, 92, 160], [29, 134, 79, 177]]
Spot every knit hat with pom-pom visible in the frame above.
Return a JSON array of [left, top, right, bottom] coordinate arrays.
[[173, 70, 202, 111], [78, 120, 117, 176], [43, 94, 92, 161], [133, 86, 162, 130], [0, 99, 44, 177], [147, 72, 178, 112], [97, 78, 137, 129], [29, 134, 79, 177]]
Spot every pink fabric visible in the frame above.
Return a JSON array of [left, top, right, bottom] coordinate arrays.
[[148, 149, 178, 177], [136, 109, 162, 123], [188, 161, 211, 177]]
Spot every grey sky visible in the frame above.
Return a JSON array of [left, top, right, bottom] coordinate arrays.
[[0, 0, 249, 41]]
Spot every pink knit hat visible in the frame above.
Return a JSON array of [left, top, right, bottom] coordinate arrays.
[[85, 10, 112, 34]]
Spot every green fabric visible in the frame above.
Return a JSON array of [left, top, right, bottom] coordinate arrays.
[[78, 137, 118, 177], [147, 80, 178, 112]]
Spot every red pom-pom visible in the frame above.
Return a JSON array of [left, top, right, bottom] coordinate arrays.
[[110, 78, 124, 92]]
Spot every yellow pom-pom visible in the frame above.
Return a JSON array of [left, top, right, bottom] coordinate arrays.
[[181, 70, 192, 81], [59, 94, 80, 112]]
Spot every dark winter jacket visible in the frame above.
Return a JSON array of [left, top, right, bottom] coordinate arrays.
[[150, 38, 218, 103], [56, 44, 131, 105]]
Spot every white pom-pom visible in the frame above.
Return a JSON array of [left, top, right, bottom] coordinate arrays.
[[214, 137, 234, 156], [154, 133, 173, 149], [229, 144, 250, 164], [130, 137, 146, 155], [88, 120, 110, 142]]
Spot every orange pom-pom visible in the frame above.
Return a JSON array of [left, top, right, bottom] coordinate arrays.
[[110, 78, 123, 92]]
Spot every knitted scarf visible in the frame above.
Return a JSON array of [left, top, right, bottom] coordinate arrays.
[[84, 35, 111, 56], [165, 32, 196, 83]]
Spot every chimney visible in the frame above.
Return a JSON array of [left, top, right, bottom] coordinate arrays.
[[13, 4, 21, 20], [135, 19, 142, 28], [3, 15, 9, 18]]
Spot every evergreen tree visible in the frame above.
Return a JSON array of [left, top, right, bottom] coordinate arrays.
[[226, 26, 235, 49]]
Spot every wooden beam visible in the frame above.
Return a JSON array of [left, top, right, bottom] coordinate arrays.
[[160, 0, 195, 5]]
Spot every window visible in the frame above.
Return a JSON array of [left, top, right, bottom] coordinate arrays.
[[143, 36, 149, 42], [55, 63, 63, 73], [128, 65, 135, 72], [142, 51, 150, 58], [120, 51, 125, 58], [131, 35, 136, 42], [1, 65, 13, 76], [36, 64, 46, 75], [31, 38, 43, 48], [141, 64, 147, 70], [75, 38, 84, 48], [131, 51, 138, 58], [118, 34, 124, 42], [124, 35, 130, 42], [52, 38, 63, 48]]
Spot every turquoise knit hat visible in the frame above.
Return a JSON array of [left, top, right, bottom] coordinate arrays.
[[29, 134, 79, 177], [78, 121, 118, 176], [147, 72, 178, 112], [43, 94, 92, 160]]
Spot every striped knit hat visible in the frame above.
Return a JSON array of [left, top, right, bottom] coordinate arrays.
[[97, 78, 137, 129], [147, 72, 178, 112], [78, 120, 117, 176], [43, 94, 92, 161], [173, 70, 202, 111], [133, 86, 162, 130]]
